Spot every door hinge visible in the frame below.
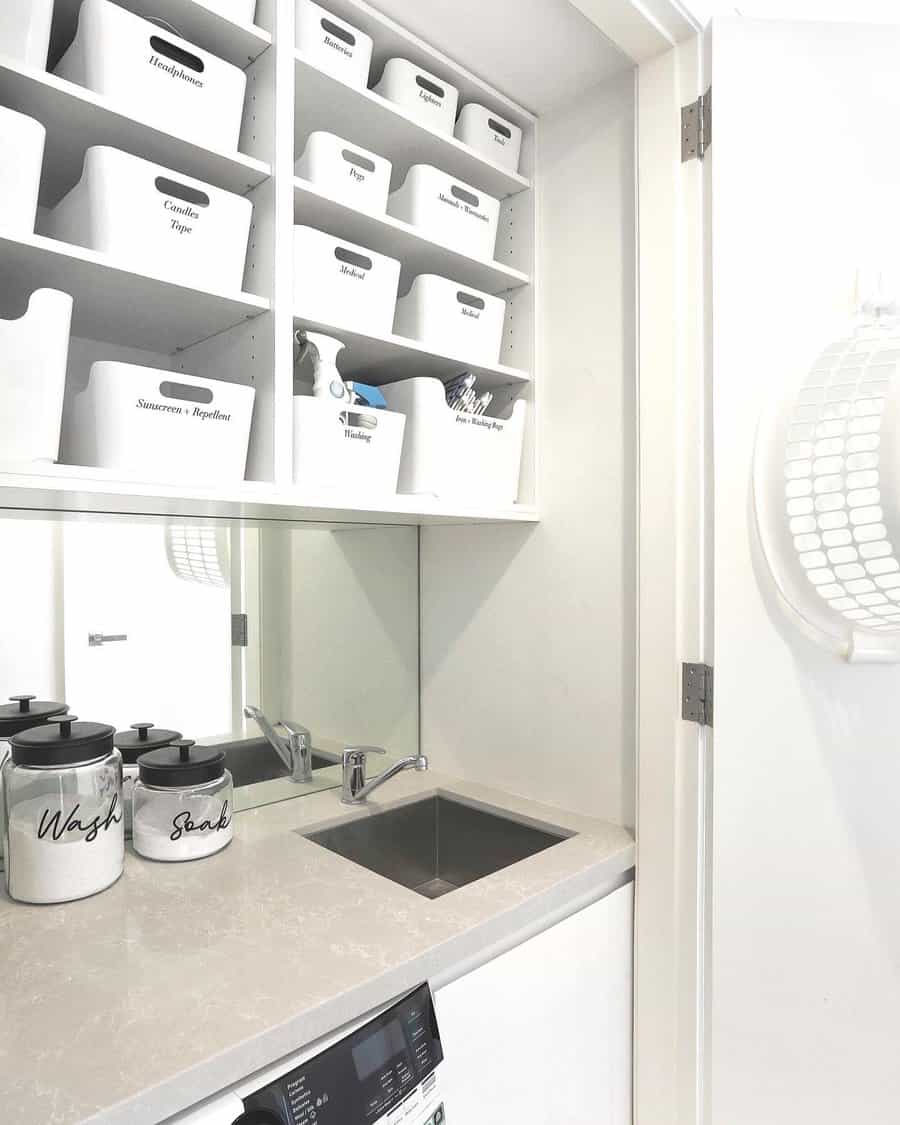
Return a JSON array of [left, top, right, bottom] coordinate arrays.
[[681, 86, 711, 162], [682, 662, 713, 726], [231, 613, 248, 647]]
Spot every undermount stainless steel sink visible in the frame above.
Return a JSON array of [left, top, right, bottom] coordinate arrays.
[[304, 795, 570, 898], [220, 738, 338, 787]]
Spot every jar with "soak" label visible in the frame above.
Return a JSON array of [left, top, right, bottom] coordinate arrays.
[[132, 740, 233, 862], [2, 717, 123, 904]]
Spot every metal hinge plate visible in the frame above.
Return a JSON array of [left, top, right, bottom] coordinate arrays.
[[682, 662, 713, 726], [231, 613, 248, 647], [681, 87, 711, 162]]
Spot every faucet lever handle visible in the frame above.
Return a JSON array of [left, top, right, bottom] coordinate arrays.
[[343, 745, 386, 765], [280, 719, 311, 746]]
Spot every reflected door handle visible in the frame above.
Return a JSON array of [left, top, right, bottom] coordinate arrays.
[[88, 633, 128, 647]]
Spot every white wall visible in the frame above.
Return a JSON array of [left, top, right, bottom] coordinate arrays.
[[419, 72, 636, 826], [711, 18, 900, 1124]]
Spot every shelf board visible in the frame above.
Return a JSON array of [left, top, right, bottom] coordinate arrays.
[[295, 55, 530, 200], [0, 465, 538, 526], [293, 311, 529, 390], [294, 178, 528, 297], [48, 0, 271, 71], [0, 232, 269, 353], [0, 58, 270, 207]]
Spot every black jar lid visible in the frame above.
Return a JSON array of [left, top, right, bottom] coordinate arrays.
[[114, 722, 182, 764], [0, 695, 69, 738], [137, 739, 226, 788], [10, 716, 116, 766]]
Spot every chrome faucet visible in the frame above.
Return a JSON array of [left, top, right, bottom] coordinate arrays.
[[341, 745, 429, 805], [244, 705, 313, 783]]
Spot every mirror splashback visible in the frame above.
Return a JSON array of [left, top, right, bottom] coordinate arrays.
[[0, 513, 419, 772]]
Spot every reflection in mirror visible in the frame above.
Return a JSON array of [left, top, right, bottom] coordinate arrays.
[[0, 512, 419, 810]]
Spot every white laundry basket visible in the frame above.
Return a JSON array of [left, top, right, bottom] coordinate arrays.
[[381, 377, 525, 503], [455, 104, 523, 173], [373, 59, 459, 135], [0, 107, 46, 236], [394, 275, 506, 365], [64, 362, 256, 483], [54, 0, 248, 152], [295, 0, 372, 89], [293, 225, 401, 335], [387, 165, 500, 261], [295, 132, 392, 215], [0, 290, 73, 465], [293, 398, 406, 494], [0, 0, 54, 69], [45, 147, 253, 292]]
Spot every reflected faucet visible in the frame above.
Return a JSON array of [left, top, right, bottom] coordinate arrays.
[[341, 745, 428, 805], [244, 705, 313, 783]]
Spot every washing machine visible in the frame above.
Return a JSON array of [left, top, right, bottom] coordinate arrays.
[[169, 983, 445, 1125]]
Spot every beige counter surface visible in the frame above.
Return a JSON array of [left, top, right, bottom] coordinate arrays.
[[0, 769, 634, 1125]]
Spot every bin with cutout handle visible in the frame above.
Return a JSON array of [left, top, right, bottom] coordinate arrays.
[[63, 362, 256, 484], [293, 225, 401, 336], [295, 0, 373, 90], [44, 146, 253, 293], [387, 164, 501, 262], [374, 58, 459, 136], [394, 275, 507, 366], [54, 0, 247, 151], [295, 131, 392, 216], [455, 104, 523, 174]]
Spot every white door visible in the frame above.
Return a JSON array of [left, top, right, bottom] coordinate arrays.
[[709, 17, 900, 1125], [62, 520, 236, 737]]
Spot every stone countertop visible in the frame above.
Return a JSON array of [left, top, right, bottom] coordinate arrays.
[[0, 770, 634, 1125]]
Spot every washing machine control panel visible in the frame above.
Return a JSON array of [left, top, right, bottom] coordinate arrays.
[[238, 984, 444, 1125]]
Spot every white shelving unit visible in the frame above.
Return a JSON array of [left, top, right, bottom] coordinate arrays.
[[0, 58, 271, 205], [0, 0, 537, 524]]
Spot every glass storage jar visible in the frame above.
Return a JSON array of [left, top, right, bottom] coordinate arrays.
[[132, 739, 233, 862], [2, 716, 123, 904], [0, 694, 69, 873], [113, 721, 181, 838]]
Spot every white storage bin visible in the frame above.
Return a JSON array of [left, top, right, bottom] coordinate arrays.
[[0, 107, 46, 236], [394, 275, 506, 366], [388, 164, 500, 262], [0, 290, 72, 464], [295, 0, 372, 90], [0, 0, 54, 69], [373, 59, 459, 136], [45, 146, 253, 293], [381, 377, 526, 504], [293, 398, 406, 494], [295, 132, 392, 216], [455, 104, 523, 173], [64, 362, 255, 483], [54, 0, 247, 152], [293, 225, 401, 336]]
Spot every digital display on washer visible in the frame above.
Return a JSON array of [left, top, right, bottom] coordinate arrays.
[[352, 1019, 407, 1080], [240, 983, 443, 1125]]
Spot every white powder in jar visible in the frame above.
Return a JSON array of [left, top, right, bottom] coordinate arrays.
[[6, 792, 124, 904], [132, 792, 233, 862]]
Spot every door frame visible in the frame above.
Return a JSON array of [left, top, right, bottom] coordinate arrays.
[[635, 26, 712, 1125]]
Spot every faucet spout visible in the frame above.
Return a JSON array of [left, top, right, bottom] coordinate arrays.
[[244, 705, 313, 783], [341, 746, 428, 805]]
